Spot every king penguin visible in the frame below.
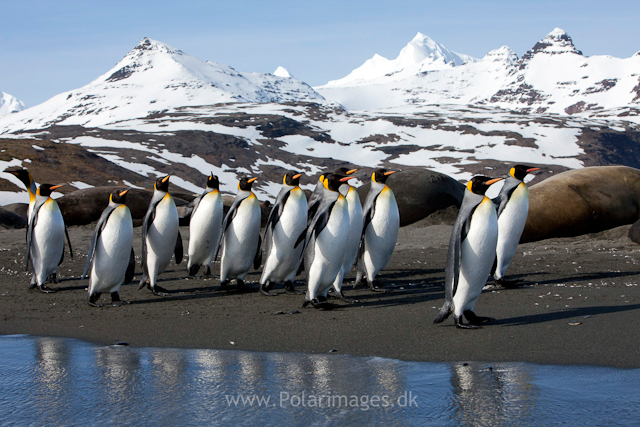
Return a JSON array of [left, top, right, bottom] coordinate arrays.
[[187, 173, 223, 277], [491, 165, 541, 287], [434, 175, 504, 329], [6, 168, 71, 285], [138, 174, 183, 296], [26, 183, 71, 293], [354, 169, 399, 292], [259, 171, 308, 296], [82, 189, 135, 307], [215, 177, 262, 290], [331, 170, 363, 302], [302, 173, 354, 308]]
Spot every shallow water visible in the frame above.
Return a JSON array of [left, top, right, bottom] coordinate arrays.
[[1, 335, 639, 426]]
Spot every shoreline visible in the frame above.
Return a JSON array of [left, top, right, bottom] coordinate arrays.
[[1, 221, 639, 369]]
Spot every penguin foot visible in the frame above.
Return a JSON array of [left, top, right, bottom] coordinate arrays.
[[310, 296, 334, 309], [454, 316, 481, 329], [496, 278, 522, 288], [137, 277, 150, 290], [88, 293, 102, 307], [111, 292, 129, 307], [368, 281, 389, 293], [36, 285, 57, 294], [336, 290, 358, 304], [464, 310, 495, 326], [188, 264, 201, 277], [259, 281, 277, 296], [47, 273, 59, 284], [203, 266, 212, 277], [285, 281, 304, 295], [148, 284, 169, 296]]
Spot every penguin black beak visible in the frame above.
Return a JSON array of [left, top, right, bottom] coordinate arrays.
[[346, 169, 358, 175], [486, 178, 504, 186], [247, 177, 258, 184], [293, 173, 302, 180], [339, 176, 355, 183], [162, 174, 171, 183], [119, 189, 129, 197], [49, 184, 64, 191], [384, 171, 397, 176], [527, 168, 541, 173]]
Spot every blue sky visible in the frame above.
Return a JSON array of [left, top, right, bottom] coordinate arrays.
[[2, 0, 639, 107]]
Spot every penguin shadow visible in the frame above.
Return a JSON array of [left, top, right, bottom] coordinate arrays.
[[37, 276, 87, 292], [492, 303, 640, 326], [522, 270, 640, 287], [340, 268, 446, 308]]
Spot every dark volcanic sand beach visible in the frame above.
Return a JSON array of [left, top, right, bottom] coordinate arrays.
[[1, 220, 639, 369]]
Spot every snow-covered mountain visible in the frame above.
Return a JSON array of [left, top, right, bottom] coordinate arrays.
[[1, 30, 639, 208], [0, 92, 25, 116], [316, 28, 640, 118], [0, 38, 327, 132]]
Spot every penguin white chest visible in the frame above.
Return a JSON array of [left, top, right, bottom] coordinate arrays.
[[92, 206, 133, 290], [33, 199, 65, 276], [147, 195, 178, 259]]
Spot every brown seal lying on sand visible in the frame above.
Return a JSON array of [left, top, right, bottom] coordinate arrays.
[[522, 165, 640, 243]]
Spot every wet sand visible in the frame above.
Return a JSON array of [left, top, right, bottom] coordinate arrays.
[[1, 220, 639, 368]]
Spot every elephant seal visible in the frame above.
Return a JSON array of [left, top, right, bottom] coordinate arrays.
[[356, 169, 465, 226], [521, 166, 640, 243], [0, 207, 27, 229], [56, 186, 190, 226]]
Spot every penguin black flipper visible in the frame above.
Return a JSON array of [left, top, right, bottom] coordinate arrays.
[[174, 230, 183, 264], [64, 225, 73, 261], [25, 196, 47, 272], [253, 234, 263, 270], [82, 203, 119, 279], [493, 178, 520, 218], [125, 248, 136, 284], [306, 179, 324, 223], [355, 185, 382, 264], [301, 199, 337, 259], [261, 187, 291, 258], [212, 193, 249, 262]]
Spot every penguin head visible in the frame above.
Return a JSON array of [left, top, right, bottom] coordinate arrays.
[[206, 173, 220, 191], [334, 167, 358, 176], [238, 177, 257, 191], [155, 174, 171, 193], [324, 173, 354, 192], [37, 184, 63, 198], [372, 169, 396, 184], [283, 171, 302, 187], [110, 189, 129, 205], [466, 176, 503, 195], [6, 168, 34, 190], [510, 165, 541, 181]]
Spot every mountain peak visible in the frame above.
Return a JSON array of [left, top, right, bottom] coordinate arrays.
[[396, 32, 476, 66], [0, 92, 26, 116], [482, 46, 518, 64], [273, 66, 292, 78], [521, 28, 583, 62]]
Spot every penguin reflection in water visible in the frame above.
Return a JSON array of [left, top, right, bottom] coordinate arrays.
[[215, 177, 262, 291], [25, 183, 74, 293], [187, 173, 223, 277], [434, 176, 504, 329], [259, 172, 307, 296], [302, 173, 355, 308], [139, 175, 183, 296], [82, 189, 135, 306], [354, 169, 399, 292], [491, 165, 540, 287]]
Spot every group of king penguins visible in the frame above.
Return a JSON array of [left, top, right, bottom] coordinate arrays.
[[6, 167, 401, 310], [6, 163, 538, 325]]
